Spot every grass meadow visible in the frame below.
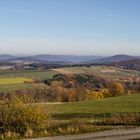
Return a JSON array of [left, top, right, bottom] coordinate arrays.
[[0, 69, 57, 92], [50, 93, 140, 121], [0, 69, 58, 80], [0, 83, 47, 92]]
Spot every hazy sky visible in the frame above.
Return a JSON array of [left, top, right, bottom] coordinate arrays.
[[0, 0, 140, 56]]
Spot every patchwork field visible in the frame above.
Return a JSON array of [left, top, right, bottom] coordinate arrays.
[[0, 69, 58, 92], [0, 69, 58, 80], [0, 66, 140, 92], [52, 66, 140, 80]]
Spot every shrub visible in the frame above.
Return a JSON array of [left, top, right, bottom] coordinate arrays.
[[0, 97, 48, 137]]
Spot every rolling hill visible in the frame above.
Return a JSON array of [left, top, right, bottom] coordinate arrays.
[[87, 54, 137, 64], [0, 55, 16, 61], [0, 54, 101, 64], [0, 54, 139, 65], [112, 59, 140, 71], [29, 54, 101, 63]]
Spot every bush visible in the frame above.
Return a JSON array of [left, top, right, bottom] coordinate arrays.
[[0, 97, 48, 138], [108, 83, 124, 97]]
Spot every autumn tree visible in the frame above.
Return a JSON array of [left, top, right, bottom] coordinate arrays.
[[109, 83, 124, 96]]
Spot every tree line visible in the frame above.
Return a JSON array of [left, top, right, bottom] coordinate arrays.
[[1, 74, 140, 103]]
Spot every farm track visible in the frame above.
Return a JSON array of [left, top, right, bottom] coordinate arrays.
[[24, 127, 140, 140]]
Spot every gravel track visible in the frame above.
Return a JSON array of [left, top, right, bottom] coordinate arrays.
[[24, 127, 140, 140]]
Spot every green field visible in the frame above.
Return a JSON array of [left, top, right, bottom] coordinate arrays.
[[0, 68, 140, 137], [0, 69, 58, 80], [0, 66, 140, 93], [0, 69, 58, 92], [50, 94, 140, 121], [0, 83, 47, 92]]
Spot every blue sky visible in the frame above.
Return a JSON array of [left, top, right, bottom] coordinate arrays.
[[0, 0, 140, 56]]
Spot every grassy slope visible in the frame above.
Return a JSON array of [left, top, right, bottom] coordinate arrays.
[[52, 66, 140, 80], [0, 69, 58, 92], [50, 94, 140, 120], [0, 69, 58, 80], [0, 83, 47, 92]]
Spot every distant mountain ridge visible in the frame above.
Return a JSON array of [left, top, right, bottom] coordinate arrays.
[[87, 54, 138, 64], [0, 54, 139, 64], [0, 54, 101, 64], [30, 54, 101, 63], [0, 55, 16, 61], [0, 54, 15, 60]]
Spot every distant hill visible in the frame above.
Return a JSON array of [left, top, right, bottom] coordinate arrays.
[[0, 55, 16, 61], [30, 54, 101, 63], [0, 54, 101, 64], [112, 59, 140, 71], [87, 54, 137, 64], [0, 54, 139, 65]]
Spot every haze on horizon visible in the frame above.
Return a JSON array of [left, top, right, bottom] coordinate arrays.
[[0, 0, 140, 56]]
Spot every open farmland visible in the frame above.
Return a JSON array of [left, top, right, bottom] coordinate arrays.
[[50, 93, 140, 121], [1, 66, 140, 92], [52, 66, 140, 80], [0, 69, 58, 80], [0, 77, 33, 84], [0, 83, 47, 92], [0, 69, 58, 92]]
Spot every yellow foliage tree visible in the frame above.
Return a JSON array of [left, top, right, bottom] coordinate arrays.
[[109, 83, 124, 96]]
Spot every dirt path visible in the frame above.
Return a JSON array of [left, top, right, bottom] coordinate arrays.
[[24, 127, 140, 140]]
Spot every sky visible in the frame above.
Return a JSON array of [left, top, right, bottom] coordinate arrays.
[[0, 0, 140, 56]]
